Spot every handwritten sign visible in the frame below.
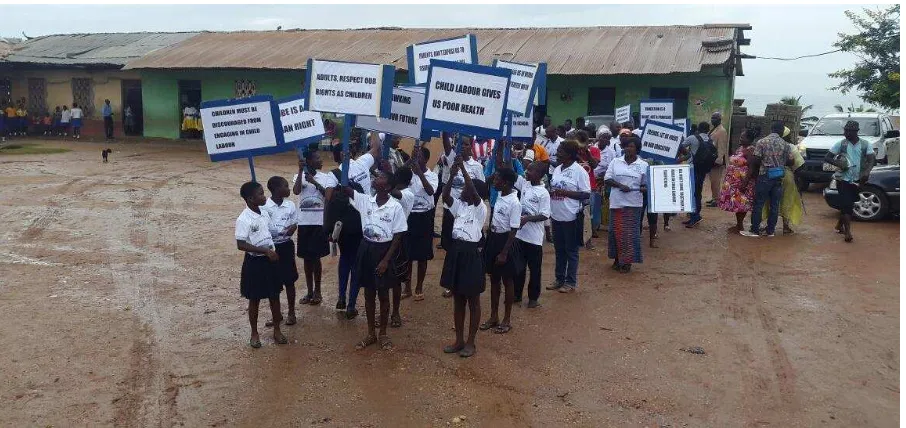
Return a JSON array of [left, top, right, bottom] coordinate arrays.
[[407, 34, 477, 86], [674, 118, 688, 137], [356, 87, 427, 140], [200, 95, 287, 162], [422, 59, 511, 138], [304, 59, 394, 117], [640, 120, 685, 162], [648, 164, 694, 213], [616, 104, 631, 124], [493, 60, 542, 117], [639, 99, 673, 127], [275, 95, 326, 146]]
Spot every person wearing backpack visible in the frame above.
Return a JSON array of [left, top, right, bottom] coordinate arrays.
[[682, 121, 717, 228], [740, 121, 795, 238]]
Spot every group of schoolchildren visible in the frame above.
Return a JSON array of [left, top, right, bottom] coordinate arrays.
[[235, 126, 597, 358], [1, 98, 84, 141]]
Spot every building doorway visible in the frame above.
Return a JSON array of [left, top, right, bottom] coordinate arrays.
[[178, 80, 202, 139], [649, 87, 690, 120], [121, 79, 143, 136]]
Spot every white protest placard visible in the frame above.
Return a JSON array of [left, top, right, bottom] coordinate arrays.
[[648, 164, 694, 213], [505, 107, 533, 140], [493, 60, 541, 117], [422, 59, 511, 138], [407, 34, 477, 86], [200, 95, 285, 162], [640, 120, 685, 162], [305, 59, 394, 118], [640, 100, 673, 127], [355, 88, 426, 140], [276, 95, 326, 146], [615, 105, 631, 124], [674, 118, 688, 137]]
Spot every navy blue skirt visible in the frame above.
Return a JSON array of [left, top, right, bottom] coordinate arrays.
[[240, 253, 282, 300]]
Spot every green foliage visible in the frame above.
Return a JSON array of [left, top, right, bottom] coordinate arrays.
[[779, 95, 813, 119], [833, 103, 879, 113], [830, 5, 900, 110]]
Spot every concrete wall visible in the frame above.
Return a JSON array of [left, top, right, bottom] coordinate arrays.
[[5, 68, 140, 115], [544, 67, 734, 130]]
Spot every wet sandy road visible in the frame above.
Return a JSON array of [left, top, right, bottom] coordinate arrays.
[[0, 140, 898, 427]]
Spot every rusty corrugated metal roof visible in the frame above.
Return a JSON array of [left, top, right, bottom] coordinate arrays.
[[2, 32, 198, 67], [124, 25, 747, 74]]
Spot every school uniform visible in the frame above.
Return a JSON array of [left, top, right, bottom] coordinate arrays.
[[483, 191, 522, 277], [440, 199, 488, 297], [70, 108, 83, 136], [235, 207, 281, 300], [293, 170, 338, 259], [340, 153, 376, 195], [440, 151, 485, 250], [350, 192, 408, 289], [262, 198, 300, 287], [60, 109, 71, 134], [407, 169, 439, 261], [514, 181, 550, 302]]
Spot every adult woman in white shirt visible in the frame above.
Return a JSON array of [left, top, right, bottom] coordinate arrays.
[[546, 140, 591, 293], [603, 136, 648, 273]]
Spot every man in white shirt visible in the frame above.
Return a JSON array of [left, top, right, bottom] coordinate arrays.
[[540, 126, 564, 176]]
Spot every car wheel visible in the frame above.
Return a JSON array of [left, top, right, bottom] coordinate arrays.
[[795, 176, 810, 192], [852, 186, 888, 221]]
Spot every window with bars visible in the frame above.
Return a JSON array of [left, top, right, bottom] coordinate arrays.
[[234, 79, 258, 98], [0, 79, 11, 107], [28, 78, 47, 115], [71, 78, 94, 117]]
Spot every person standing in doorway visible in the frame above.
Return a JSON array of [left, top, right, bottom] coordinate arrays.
[[824, 120, 875, 242], [741, 121, 794, 238], [124, 105, 134, 135], [102, 99, 114, 140], [706, 112, 728, 207]]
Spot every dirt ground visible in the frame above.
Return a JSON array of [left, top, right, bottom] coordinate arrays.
[[0, 138, 899, 427]]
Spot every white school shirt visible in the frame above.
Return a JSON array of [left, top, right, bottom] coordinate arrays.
[[604, 156, 649, 209], [351, 191, 408, 243], [450, 199, 488, 243], [341, 153, 375, 195], [490, 191, 522, 234], [262, 198, 299, 244], [409, 168, 439, 213], [444, 155, 486, 210], [397, 188, 415, 217], [70, 108, 83, 120], [292, 170, 338, 226], [61, 110, 71, 123], [515, 183, 551, 246], [549, 162, 591, 222], [541, 136, 564, 173], [235, 207, 275, 256]]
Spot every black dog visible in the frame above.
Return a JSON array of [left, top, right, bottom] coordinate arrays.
[[102, 148, 112, 163]]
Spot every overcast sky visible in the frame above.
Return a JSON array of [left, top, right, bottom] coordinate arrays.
[[0, 4, 881, 115]]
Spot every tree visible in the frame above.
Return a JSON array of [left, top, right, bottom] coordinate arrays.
[[779, 95, 813, 120], [834, 103, 879, 113], [829, 5, 900, 110]]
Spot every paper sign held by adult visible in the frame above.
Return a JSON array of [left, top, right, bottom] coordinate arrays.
[[304, 59, 394, 118], [422, 59, 511, 138], [275, 95, 326, 147], [356, 87, 428, 140], [639, 99, 673, 127], [407, 35, 478, 86], [616, 105, 631, 124], [648, 164, 694, 213], [639, 120, 685, 163], [200, 95, 288, 162], [493, 59, 543, 117]]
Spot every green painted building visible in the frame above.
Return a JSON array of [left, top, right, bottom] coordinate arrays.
[[124, 25, 750, 139]]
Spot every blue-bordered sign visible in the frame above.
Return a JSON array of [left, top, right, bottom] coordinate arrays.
[[200, 95, 289, 162], [406, 34, 478, 86], [492, 59, 543, 117], [356, 87, 433, 141], [615, 104, 631, 124], [274, 94, 326, 149], [533, 63, 547, 106], [505, 107, 534, 142], [639, 99, 674, 127], [421, 59, 511, 139], [639, 119, 686, 164], [303, 58, 394, 118], [673, 118, 689, 138], [647, 164, 694, 213]]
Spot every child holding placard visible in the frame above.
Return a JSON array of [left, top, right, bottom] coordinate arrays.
[[235, 181, 287, 348], [440, 156, 488, 358]]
